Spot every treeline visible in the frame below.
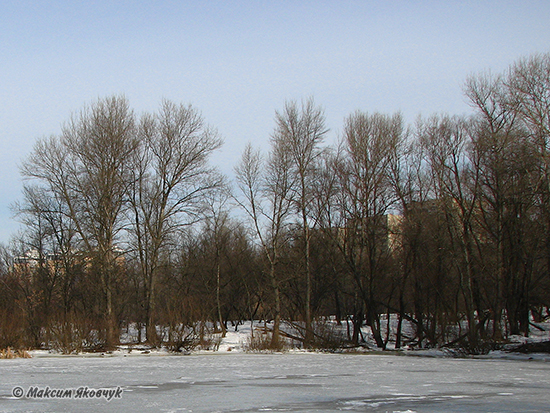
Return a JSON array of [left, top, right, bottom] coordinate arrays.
[[1, 53, 549, 353]]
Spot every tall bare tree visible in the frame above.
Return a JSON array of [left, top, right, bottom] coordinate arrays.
[[466, 67, 542, 337], [130, 100, 223, 344], [419, 114, 488, 346], [22, 96, 139, 349], [508, 54, 550, 314], [235, 142, 295, 348], [272, 98, 327, 346], [336, 111, 405, 348]]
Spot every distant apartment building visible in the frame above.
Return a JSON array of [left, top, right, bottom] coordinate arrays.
[[12, 247, 125, 280], [338, 213, 403, 255]]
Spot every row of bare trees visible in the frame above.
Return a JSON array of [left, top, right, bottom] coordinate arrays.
[[1, 53, 549, 352]]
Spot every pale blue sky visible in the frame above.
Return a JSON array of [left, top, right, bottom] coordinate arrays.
[[1, 1, 550, 243]]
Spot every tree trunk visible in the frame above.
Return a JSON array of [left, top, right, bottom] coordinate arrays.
[[216, 260, 227, 338], [270, 262, 281, 349], [303, 220, 313, 347]]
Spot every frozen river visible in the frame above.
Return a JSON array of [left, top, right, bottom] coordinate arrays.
[[1, 352, 549, 412]]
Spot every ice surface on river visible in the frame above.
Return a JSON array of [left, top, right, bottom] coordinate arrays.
[[1, 353, 549, 412]]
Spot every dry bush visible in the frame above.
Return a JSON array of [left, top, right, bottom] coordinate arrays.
[[49, 317, 106, 354], [244, 332, 272, 351], [163, 322, 221, 352], [282, 319, 348, 350], [0, 310, 25, 349], [165, 324, 200, 352], [193, 322, 222, 351], [244, 328, 287, 352], [196, 335, 222, 351], [310, 319, 349, 350]]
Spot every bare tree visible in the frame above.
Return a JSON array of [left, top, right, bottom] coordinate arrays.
[[235, 142, 295, 348], [466, 66, 543, 338], [21, 96, 139, 349], [419, 114, 488, 347], [335, 111, 405, 349], [201, 188, 233, 337], [12, 184, 81, 347], [130, 100, 223, 344], [508, 54, 550, 317], [272, 98, 327, 346]]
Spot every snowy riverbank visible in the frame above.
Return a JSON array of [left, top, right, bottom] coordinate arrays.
[[23, 319, 550, 363]]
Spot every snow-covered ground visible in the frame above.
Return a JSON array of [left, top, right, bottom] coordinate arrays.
[[1, 351, 549, 412]]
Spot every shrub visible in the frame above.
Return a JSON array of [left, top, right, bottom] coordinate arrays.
[[49, 317, 106, 354], [0, 311, 25, 350]]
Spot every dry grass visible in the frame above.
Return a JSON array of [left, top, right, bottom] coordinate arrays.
[[0, 347, 32, 359], [243, 328, 287, 352]]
